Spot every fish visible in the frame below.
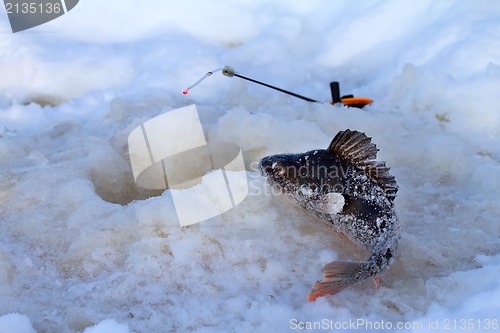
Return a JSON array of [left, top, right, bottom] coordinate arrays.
[[258, 129, 400, 301]]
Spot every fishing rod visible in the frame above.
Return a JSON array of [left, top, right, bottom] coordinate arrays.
[[183, 66, 372, 108], [221, 66, 318, 103]]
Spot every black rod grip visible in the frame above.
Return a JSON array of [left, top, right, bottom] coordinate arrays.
[[330, 81, 341, 104]]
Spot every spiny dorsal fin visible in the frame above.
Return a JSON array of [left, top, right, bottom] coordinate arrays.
[[328, 129, 398, 201], [328, 129, 378, 163]]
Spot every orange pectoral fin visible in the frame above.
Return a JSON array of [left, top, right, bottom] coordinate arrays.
[[373, 276, 381, 289]]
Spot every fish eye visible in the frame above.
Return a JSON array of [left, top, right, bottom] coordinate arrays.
[[277, 166, 286, 176], [270, 162, 286, 177]]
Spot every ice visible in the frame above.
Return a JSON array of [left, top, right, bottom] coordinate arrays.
[[0, 1, 499, 332]]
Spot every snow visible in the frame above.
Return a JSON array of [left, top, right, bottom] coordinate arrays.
[[0, 1, 499, 332], [82, 319, 129, 333], [0, 313, 36, 333]]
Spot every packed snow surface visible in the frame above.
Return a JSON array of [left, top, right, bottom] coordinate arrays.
[[1, 1, 499, 332]]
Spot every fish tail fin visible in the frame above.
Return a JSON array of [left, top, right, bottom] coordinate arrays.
[[307, 261, 371, 302]]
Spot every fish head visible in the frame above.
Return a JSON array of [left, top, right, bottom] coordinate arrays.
[[259, 150, 333, 196]]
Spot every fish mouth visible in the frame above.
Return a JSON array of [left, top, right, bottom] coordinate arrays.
[[258, 156, 275, 176], [258, 156, 289, 180]]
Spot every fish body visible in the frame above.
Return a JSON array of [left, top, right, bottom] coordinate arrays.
[[259, 129, 399, 301]]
